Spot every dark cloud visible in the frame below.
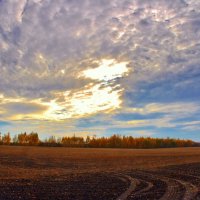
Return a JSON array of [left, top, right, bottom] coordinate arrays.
[[3, 102, 48, 115]]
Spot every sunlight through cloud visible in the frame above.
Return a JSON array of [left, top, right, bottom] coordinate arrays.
[[81, 59, 129, 81], [43, 83, 123, 120]]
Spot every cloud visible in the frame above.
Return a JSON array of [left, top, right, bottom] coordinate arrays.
[[0, 0, 200, 138], [0, 95, 48, 120], [1, 0, 199, 99], [0, 0, 199, 100], [80, 59, 129, 81], [43, 82, 123, 120], [3, 102, 48, 120], [109, 102, 200, 133], [126, 102, 200, 116]]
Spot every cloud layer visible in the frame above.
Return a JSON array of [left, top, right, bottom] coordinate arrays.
[[0, 0, 200, 140]]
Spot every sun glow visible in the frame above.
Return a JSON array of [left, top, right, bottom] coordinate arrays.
[[42, 59, 130, 120], [65, 83, 122, 116], [81, 59, 129, 81], [0, 59, 130, 121], [43, 83, 123, 120]]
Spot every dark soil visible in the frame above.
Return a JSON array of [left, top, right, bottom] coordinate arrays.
[[1, 146, 200, 199]]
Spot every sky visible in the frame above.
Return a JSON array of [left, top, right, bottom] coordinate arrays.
[[0, 0, 200, 141]]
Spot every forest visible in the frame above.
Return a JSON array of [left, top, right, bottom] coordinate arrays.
[[0, 132, 199, 148]]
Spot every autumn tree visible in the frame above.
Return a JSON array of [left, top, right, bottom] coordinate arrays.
[[28, 132, 40, 145], [61, 135, 84, 147], [0, 132, 2, 145], [0, 132, 198, 148], [2, 132, 11, 145], [18, 132, 28, 145]]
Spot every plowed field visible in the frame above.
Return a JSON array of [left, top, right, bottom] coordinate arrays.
[[1, 146, 200, 200]]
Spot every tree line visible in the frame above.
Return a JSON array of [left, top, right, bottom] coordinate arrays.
[[0, 132, 199, 148]]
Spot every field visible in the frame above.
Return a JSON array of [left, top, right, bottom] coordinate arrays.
[[0, 146, 200, 200]]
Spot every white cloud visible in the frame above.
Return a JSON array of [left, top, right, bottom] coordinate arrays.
[[81, 59, 129, 81], [43, 82, 123, 120], [110, 102, 200, 130], [125, 102, 200, 116]]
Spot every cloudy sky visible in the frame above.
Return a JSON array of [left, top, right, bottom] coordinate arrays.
[[0, 0, 200, 140]]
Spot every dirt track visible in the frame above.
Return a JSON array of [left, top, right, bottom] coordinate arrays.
[[0, 146, 200, 200], [124, 163, 200, 200]]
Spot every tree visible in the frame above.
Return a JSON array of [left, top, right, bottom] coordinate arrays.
[[28, 132, 39, 145], [2, 132, 11, 145], [18, 132, 28, 145], [86, 136, 90, 144], [12, 135, 18, 144], [0, 132, 2, 145], [47, 136, 57, 145]]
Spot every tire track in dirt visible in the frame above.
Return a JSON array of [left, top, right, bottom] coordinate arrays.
[[137, 171, 185, 200], [176, 179, 199, 200], [155, 170, 200, 200], [120, 171, 166, 200], [134, 180, 153, 194], [127, 179, 154, 199], [115, 163, 200, 200], [116, 175, 139, 200], [139, 171, 199, 200], [116, 169, 199, 200], [132, 171, 178, 200], [126, 171, 199, 200], [157, 178, 183, 200]]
